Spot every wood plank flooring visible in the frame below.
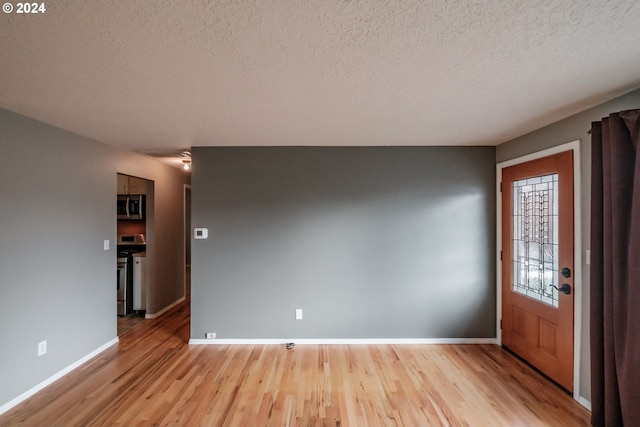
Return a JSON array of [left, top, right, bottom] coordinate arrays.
[[0, 300, 591, 426], [116, 311, 146, 336]]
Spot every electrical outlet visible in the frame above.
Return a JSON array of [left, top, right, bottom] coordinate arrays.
[[295, 309, 303, 320], [205, 332, 216, 339], [38, 340, 47, 356], [194, 228, 209, 239]]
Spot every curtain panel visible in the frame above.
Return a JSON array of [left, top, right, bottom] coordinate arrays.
[[590, 109, 640, 426]]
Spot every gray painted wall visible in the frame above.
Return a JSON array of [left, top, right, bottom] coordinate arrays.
[[496, 87, 640, 403], [0, 109, 188, 408], [191, 146, 496, 340]]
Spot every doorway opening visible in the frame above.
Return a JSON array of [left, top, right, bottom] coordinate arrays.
[[116, 173, 155, 337], [184, 184, 191, 297], [496, 141, 583, 400]]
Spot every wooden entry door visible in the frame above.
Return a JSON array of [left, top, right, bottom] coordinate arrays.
[[501, 151, 574, 392]]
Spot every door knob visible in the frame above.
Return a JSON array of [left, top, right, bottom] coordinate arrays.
[[551, 283, 571, 295]]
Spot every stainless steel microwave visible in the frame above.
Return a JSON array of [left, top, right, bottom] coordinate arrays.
[[117, 195, 145, 220]]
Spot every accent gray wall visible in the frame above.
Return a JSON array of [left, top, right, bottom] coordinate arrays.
[[496, 87, 640, 404], [191, 146, 496, 340], [0, 109, 188, 409]]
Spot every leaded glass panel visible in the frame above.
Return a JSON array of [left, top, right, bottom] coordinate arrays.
[[512, 173, 559, 307]]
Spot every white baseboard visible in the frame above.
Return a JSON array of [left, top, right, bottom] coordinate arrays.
[[145, 296, 185, 319], [578, 396, 592, 411], [189, 337, 498, 345], [0, 337, 119, 416]]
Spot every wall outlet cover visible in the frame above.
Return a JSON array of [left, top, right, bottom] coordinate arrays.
[[194, 228, 209, 239], [38, 340, 47, 356]]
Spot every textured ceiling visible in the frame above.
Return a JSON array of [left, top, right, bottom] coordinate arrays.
[[1, 0, 639, 156]]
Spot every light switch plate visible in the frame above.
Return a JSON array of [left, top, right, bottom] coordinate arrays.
[[103, 240, 110, 250]]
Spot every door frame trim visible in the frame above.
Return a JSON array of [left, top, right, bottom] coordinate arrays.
[[496, 140, 583, 401]]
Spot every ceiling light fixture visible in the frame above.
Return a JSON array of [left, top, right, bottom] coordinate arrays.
[[183, 160, 191, 170]]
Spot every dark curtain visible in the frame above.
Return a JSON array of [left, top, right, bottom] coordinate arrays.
[[591, 109, 640, 426]]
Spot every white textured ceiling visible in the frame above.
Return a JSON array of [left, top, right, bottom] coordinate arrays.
[[1, 0, 640, 155]]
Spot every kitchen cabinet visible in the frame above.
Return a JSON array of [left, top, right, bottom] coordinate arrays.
[[118, 174, 147, 195]]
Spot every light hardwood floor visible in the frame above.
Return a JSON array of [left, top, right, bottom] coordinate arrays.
[[116, 311, 146, 336], [1, 300, 591, 426]]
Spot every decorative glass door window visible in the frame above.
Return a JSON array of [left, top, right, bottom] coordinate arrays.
[[512, 174, 559, 307]]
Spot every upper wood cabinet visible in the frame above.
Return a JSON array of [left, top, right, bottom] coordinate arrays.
[[117, 174, 129, 194], [118, 174, 147, 195]]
